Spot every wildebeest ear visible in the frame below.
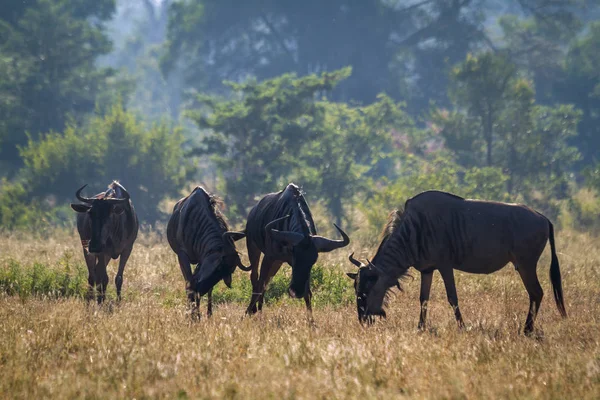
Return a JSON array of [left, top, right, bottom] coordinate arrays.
[[70, 203, 91, 213], [346, 272, 358, 280], [113, 205, 125, 215], [223, 273, 233, 288]]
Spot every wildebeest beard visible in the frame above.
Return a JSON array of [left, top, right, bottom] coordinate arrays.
[[287, 237, 318, 298]]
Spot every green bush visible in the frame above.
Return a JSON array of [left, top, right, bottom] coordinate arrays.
[[567, 189, 600, 232], [362, 154, 509, 235], [6, 102, 192, 226]]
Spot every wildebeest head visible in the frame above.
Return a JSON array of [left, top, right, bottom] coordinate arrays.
[[193, 231, 248, 295], [267, 215, 349, 299], [346, 253, 400, 324], [71, 184, 130, 254]]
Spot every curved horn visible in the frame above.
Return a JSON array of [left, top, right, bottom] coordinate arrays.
[[75, 185, 93, 203], [237, 259, 253, 272], [223, 231, 246, 242], [367, 259, 385, 274], [348, 252, 361, 268], [111, 181, 130, 199], [312, 223, 350, 253], [265, 215, 291, 234]]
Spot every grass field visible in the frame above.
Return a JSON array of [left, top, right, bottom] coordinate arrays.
[[1, 228, 599, 399]]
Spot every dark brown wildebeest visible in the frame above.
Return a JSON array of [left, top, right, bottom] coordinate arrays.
[[245, 183, 350, 315], [167, 187, 250, 316], [71, 181, 139, 303], [346, 190, 567, 335]]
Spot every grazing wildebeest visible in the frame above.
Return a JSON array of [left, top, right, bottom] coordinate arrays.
[[167, 187, 250, 316], [346, 190, 566, 335], [71, 181, 139, 303], [245, 183, 350, 315]]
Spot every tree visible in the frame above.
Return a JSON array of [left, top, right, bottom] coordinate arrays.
[[0, 0, 116, 171], [188, 68, 352, 217], [437, 50, 581, 204], [450, 52, 518, 167], [188, 69, 412, 224], [162, 0, 589, 114], [301, 95, 414, 224], [18, 102, 191, 222]]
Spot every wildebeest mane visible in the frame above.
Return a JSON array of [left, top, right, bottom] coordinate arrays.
[[207, 192, 230, 233], [379, 209, 404, 242], [267, 183, 316, 236], [374, 193, 471, 279]]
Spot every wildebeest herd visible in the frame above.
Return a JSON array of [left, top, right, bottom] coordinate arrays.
[[70, 181, 567, 334]]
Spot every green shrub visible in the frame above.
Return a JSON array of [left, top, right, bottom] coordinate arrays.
[[362, 154, 509, 235], [568, 188, 600, 232], [14, 102, 192, 225]]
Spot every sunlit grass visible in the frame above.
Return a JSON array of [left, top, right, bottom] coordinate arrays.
[[0, 228, 599, 398]]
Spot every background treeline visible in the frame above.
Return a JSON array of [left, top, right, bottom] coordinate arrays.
[[1, 0, 600, 233]]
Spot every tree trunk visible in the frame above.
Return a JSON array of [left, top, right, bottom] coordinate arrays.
[[485, 113, 493, 167], [329, 195, 343, 228]]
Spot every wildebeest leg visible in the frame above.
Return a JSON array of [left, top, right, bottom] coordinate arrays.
[[439, 267, 464, 328], [418, 271, 434, 330], [115, 246, 132, 301], [83, 249, 97, 302], [96, 254, 110, 304], [176, 251, 195, 305], [246, 256, 275, 315], [207, 288, 213, 317], [304, 286, 315, 325], [246, 241, 262, 314], [516, 265, 543, 335], [258, 261, 283, 312]]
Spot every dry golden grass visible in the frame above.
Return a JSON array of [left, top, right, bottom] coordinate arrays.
[[1, 228, 599, 399]]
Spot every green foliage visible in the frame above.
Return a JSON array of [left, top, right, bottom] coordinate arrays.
[[439, 51, 581, 209], [301, 95, 414, 224], [566, 188, 600, 232], [585, 162, 600, 193], [0, 0, 117, 169], [17, 102, 190, 223], [362, 154, 509, 235], [189, 69, 417, 224], [0, 179, 73, 231], [0, 251, 88, 299], [189, 68, 352, 216], [210, 263, 353, 307]]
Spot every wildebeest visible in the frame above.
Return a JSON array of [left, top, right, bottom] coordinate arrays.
[[245, 183, 350, 315], [167, 187, 250, 316], [346, 190, 566, 335], [71, 181, 139, 303]]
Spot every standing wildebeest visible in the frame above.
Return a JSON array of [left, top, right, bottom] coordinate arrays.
[[167, 187, 250, 316], [346, 190, 567, 335], [71, 181, 139, 303], [245, 183, 350, 315]]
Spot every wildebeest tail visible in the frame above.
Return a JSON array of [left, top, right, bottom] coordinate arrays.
[[548, 220, 567, 318]]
